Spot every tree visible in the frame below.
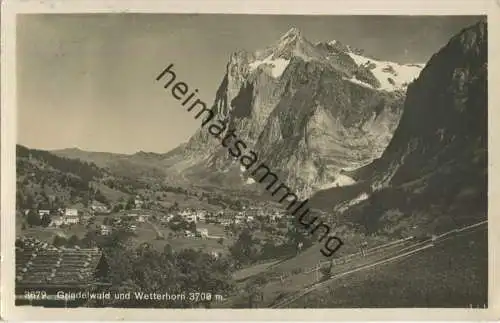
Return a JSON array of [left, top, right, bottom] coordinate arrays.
[[53, 235, 67, 247], [16, 191, 26, 210], [319, 260, 334, 281], [94, 188, 109, 205], [244, 278, 264, 308], [125, 196, 135, 210], [229, 228, 258, 266], [51, 196, 63, 209], [80, 230, 99, 248], [112, 203, 123, 213], [170, 201, 179, 212], [163, 244, 174, 257], [285, 221, 312, 254], [26, 210, 41, 227], [25, 193, 36, 209], [67, 234, 80, 246], [40, 213, 51, 227], [187, 221, 196, 233]]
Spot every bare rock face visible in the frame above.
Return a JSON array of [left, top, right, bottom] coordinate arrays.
[[367, 20, 487, 189], [310, 20, 487, 236], [171, 28, 424, 197]]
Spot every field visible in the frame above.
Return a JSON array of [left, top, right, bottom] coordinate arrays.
[[233, 259, 283, 281], [18, 212, 234, 255], [219, 223, 487, 308], [289, 226, 487, 308], [19, 224, 88, 241]]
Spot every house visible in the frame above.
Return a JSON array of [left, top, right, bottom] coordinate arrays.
[[15, 245, 110, 306], [91, 204, 109, 214], [221, 220, 231, 226], [134, 197, 144, 209], [64, 215, 80, 225], [137, 214, 149, 223], [38, 210, 50, 218], [185, 214, 197, 223], [196, 228, 209, 238], [49, 212, 79, 226], [179, 210, 197, 223], [65, 208, 78, 217], [205, 212, 216, 221], [161, 214, 174, 223], [210, 251, 221, 259], [197, 212, 206, 222], [49, 216, 65, 227], [100, 225, 111, 236], [81, 214, 92, 222], [125, 213, 149, 223], [220, 217, 232, 226], [268, 211, 285, 223]]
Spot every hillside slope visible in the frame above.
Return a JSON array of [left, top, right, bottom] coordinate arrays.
[[16, 145, 132, 210]]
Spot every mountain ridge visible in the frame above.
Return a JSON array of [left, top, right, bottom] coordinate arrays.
[[156, 27, 425, 198], [47, 27, 436, 202], [310, 20, 487, 237]]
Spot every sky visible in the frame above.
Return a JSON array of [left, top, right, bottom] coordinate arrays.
[[17, 14, 483, 154]]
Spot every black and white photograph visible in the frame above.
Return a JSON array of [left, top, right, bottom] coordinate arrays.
[[1, 0, 498, 320]]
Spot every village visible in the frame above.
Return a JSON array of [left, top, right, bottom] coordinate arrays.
[[15, 192, 302, 307], [18, 193, 295, 251]]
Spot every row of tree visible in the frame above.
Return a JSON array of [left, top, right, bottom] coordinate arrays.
[[67, 229, 235, 308], [228, 222, 313, 268]]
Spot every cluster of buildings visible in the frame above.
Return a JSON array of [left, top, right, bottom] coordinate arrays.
[[29, 202, 112, 228], [157, 207, 290, 227], [209, 208, 288, 225], [177, 209, 208, 223], [29, 208, 81, 227], [184, 228, 209, 238], [123, 213, 150, 223]]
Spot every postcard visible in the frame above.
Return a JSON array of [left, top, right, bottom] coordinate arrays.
[[1, 0, 499, 321]]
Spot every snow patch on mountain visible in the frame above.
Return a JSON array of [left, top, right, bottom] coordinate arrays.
[[248, 54, 290, 78], [318, 174, 356, 190], [335, 192, 370, 213], [343, 76, 375, 89], [347, 52, 423, 91]]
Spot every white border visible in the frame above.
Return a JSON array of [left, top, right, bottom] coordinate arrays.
[[2, 0, 499, 321]]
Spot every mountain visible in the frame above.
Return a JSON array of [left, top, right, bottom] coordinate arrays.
[[16, 145, 136, 211], [311, 20, 487, 236], [160, 27, 424, 197], [53, 145, 188, 185]]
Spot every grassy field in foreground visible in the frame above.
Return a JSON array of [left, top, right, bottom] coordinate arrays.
[[221, 236, 419, 308], [233, 259, 283, 281], [290, 227, 488, 308]]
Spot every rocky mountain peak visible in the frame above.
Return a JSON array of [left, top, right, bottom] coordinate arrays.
[[174, 24, 428, 198], [278, 27, 304, 46], [254, 27, 321, 62]]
